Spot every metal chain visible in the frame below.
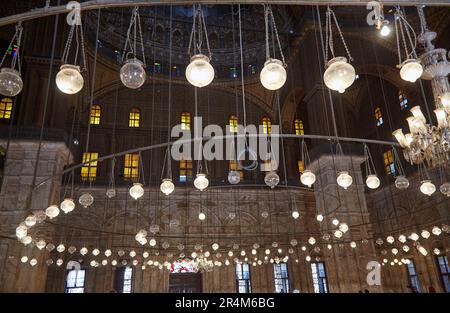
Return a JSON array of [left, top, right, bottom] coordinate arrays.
[[330, 7, 353, 62], [136, 11, 146, 66], [62, 24, 75, 63], [324, 9, 329, 63], [268, 5, 286, 65], [398, 13, 410, 60], [394, 13, 402, 65], [12, 22, 23, 72], [264, 4, 270, 60], [79, 23, 88, 71], [200, 7, 212, 59], [416, 5, 428, 34]]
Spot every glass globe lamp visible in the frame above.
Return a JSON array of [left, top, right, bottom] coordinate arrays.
[[334, 230, 343, 238], [45, 205, 60, 219], [68, 246, 76, 254], [308, 237, 316, 245], [433, 248, 441, 255], [21, 236, 32, 245], [29, 258, 38, 266], [292, 210, 300, 219], [395, 176, 410, 190], [260, 59, 287, 90], [160, 178, 175, 195], [290, 239, 298, 247], [129, 183, 144, 200], [399, 59, 423, 83], [366, 174, 380, 189], [339, 223, 349, 233], [332, 218, 339, 226], [421, 230, 430, 239], [0, 68, 23, 96], [402, 245, 410, 252], [25, 214, 36, 227], [80, 247, 88, 255], [57, 244, 65, 253], [432, 226, 442, 236], [386, 235, 395, 244], [21, 256, 28, 263], [337, 171, 352, 189], [120, 58, 146, 89], [149, 238, 157, 246], [323, 57, 356, 93], [316, 214, 324, 222], [264, 171, 280, 189], [16, 224, 27, 239], [56, 64, 84, 94], [212, 243, 219, 251], [198, 212, 206, 221], [106, 188, 116, 198], [439, 182, 450, 197], [79, 193, 94, 208], [228, 170, 241, 185], [398, 235, 407, 243], [350, 241, 357, 248], [409, 232, 419, 241], [194, 173, 209, 191], [185, 54, 214, 87], [300, 170, 316, 187], [60, 198, 75, 214], [380, 24, 390, 36], [420, 180, 436, 196], [36, 240, 46, 250]]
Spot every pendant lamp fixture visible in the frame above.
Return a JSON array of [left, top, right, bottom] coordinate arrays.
[[363, 144, 380, 189], [0, 22, 24, 97]]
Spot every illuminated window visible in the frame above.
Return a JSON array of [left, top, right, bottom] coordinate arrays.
[[123, 267, 133, 293], [399, 91, 408, 110], [406, 259, 421, 293], [129, 108, 140, 128], [311, 262, 328, 293], [294, 119, 304, 135], [273, 263, 289, 293], [383, 149, 395, 174], [375, 107, 383, 126], [90, 105, 101, 125], [181, 112, 191, 130], [229, 115, 238, 133], [298, 160, 304, 176], [236, 262, 251, 293], [65, 269, 86, 293], [124, 153, 139, 180], [0, 98, 13, 119], [437, 256, 450, 292], [179, 158, 193, 183], [262, 117, 271, 134], [230, 160, 243, 180], [81, 152, 98, 181], [115, 267, 133, 293]]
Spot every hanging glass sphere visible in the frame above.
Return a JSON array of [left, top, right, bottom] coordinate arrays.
[[300, 170, 316, 187], [57, 244, 65, 253], [386, 235, 395, 244], [148, 238, 156, 247], [322, 233, 331, 241], [106, 188, 116, 198], [272, 242, 278, 248], [380, 24, 391, 36], [409, 232, 419, 241], [46, 243, 55, 252], [21, 256, 28, 263], [323, 57, 356, 93], [316, 214, 324, 222], [185, 54, 214, 87], [160, 178, 175, 195], [198, 212, 206, 221], [375, 238, 384, 245], [332, 218, 339, 226], [395, 176, 410, 190], [261, 211, 269, 219], [0, 68, 23, 96], [338, 223, 349, 233], [421, 230, 430, 239], [398, 235, 407, 243], [34, 210, 46, 223], [443, 225, 450, 233], [301, 246, 306, 251], [399, 59, 423, 83], [68, 246, 76, 254], [129, 250, 137, 257], [432, 226, 442, 236], [129, 183, 144, 200], [45, 259, 54, 266], [101, 259, 108, 266], [392, 248, 398, 255], [260, 59, 287, 90], [334, 230, 343, 238], [264, 171, 280, 189], [292, 210, 300, 219], [194, 173, 209, 191], [30, 258, 38, 266], [79, 193, 94, 208], [120, 58, 146, 89], [228, 170, 241, 185], [149, 224, 160, 234], [308, 237, 316, 245], [350, 241, 357, 248], [21, 235, 32, 245], [402, 245, 410, 252], [433, 248, 441, 255], [253, 243, 260, 249], [45, 205, 60, 219], [305, 256, 311, 262], [36, 240, 46, 250], [80, 247, 88, 255], [290, 239, 298, 247], [56, 64, 84, 94], [24, 214, 36, 228], [417, 245, 428, 256], [439, 182, 450, 197], [337, 171, 353, 189], [366, 174, 380, 189], [60, 198, 75, 214], [212, 243, 219, 251], [420, 180, 436, 196]]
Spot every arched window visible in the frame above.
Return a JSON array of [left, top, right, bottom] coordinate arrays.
[[273, 263, 289, 293], [229, 115, 238, 133], [374, 107, 383, 126], [262, 117, 271, 134], [399, 90, 408, 110], [81, 152, 98, 181], [124, 153, 139, 180], [90, 105, 101, 125], [65, 269, 86, 293], [129, 108, 140, 128], [294, 119, 304, 135], [236, 262, 251, 293], [181, 112, 191, 130], [0, 98, 13, 119], [383, 149, 395, 174]]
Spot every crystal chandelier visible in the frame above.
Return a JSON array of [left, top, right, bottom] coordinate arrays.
[[393, 6, 450, 167]]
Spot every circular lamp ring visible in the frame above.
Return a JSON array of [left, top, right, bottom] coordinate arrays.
[[237, 147, 258, 171]]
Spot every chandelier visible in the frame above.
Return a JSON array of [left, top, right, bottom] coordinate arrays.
[[392, 6, 450, 167]]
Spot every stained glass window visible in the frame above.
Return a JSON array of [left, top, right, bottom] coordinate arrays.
[[81, 152, 98, 181], [65, 269, 86, 293], [90, 105, 101, 125], [0, 98, 13, 119], [129, 108, 140, 128], [236, 262, 251, 293], [406, 259, 421, 292], [311, 262, 328, 293], [383, 149, 395, 174], [399, 90, 408, 110], [180, 158, 192, 183], [273, 263, 289, 293], [375, 107, 383, 126], [171, 257, 198, 273]]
